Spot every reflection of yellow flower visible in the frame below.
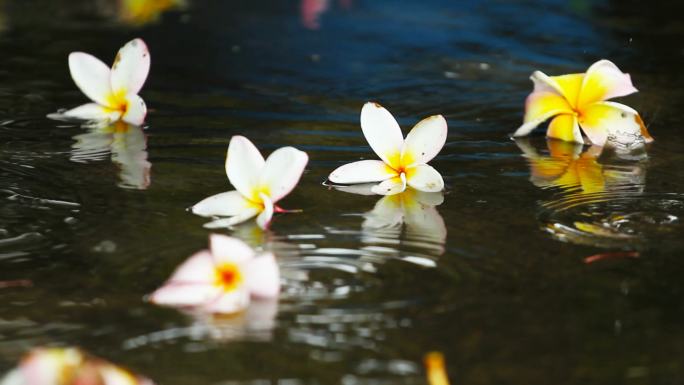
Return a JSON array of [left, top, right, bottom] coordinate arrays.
[[120, 0, 185, 25]]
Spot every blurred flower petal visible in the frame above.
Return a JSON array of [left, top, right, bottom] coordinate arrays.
[[192, 191, 253, 217], [110, 38, 150, 96], [329, 160, 397, 184], [260, 147, 309, 203], [68, 52, 113, 107], [402, 114, 448, 166], [361, 102, 404, 168]]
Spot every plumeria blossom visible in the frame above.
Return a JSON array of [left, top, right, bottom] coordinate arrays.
[[513, 60, 653, 146], [120, 0, 186, 25], [328, 102, 447, 196], [71, 120, 151, 189], [192, 135, 309, 229], [148, 234, 280, 314], [49, 38, 150, 126], [0, 347, 154, 385]]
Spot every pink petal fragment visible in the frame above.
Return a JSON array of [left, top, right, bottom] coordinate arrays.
[[209, 234, 254, 265], [69, 52, 113, 107], [244, 252, 280, 299], [260, 147, 309, 203], [149, 282, 221, 308], [226, 136, 265, 199], [328, 160, 398, 184], [402, 115, 448, 166], [111, 38, 151, 96], [360, 102, 404, 167]]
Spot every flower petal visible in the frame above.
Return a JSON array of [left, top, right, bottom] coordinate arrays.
[[328, 160, 398, 184], [202, 288, 250, 314], [209, 234, 255, 265], [579, 101, 645, 146], [371, 173, 407, 195], [530, 70, 584, 108], [192, 191, 254, 217], [259, 147, 308, 203], [121, 93, 147, 126], [164, 250, 215, 284], [547, 114, 583, 144], [513, 90, 573, 137], [360, 102, 404, 168], [226, 136, 265, 200], [412, 190, 445, 206], [110, 38, 150, 96], [578, 59, 637, 107], [68, 52, 113, 107], [244, 252, 280, 298], [401, 114, 447, 166], [55, 103, 122, 122], [406, 164, 444, 192], [256, 193, 274, 229]]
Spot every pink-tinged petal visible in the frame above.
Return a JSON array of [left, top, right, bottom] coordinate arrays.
[[226, 136, 265, 199], [244, 252, 280, 298], [163, 250, 215, 284], [256, 193, 274, 229], [69, 52, 113, 107], [55, 103, 122, 122], [150, 282, 222, 308], [110, 38, 150, 96], [209, 234, 255, 265], [371, 173, 407, 195], [203, 209, 261, 229], [121, 93, 147, 126], [401, 114, 447, 166], [547, 114, 583, 144], [360, 102, 404, 168], [202, 288, 250, 314], [578, 60, 638, 107], [513, 91, 573, 137], [259, 147, 308, 203], [529, 70, 563, 94], [328, 160, 398, 184], [192, 191, 253, 217], [406, 164, 444, 192], [579, 101, 645, 146]]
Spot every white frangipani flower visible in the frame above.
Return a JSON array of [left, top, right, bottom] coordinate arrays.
[[328, 102, 447, 196], [192, 136, 309, 229], [49, 38, 150, 126]]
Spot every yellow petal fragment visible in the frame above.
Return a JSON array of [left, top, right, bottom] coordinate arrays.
[[577, 60, 638, 108], [550, 73, 584, 109], [547, 114, 583, 144], [635, 114, 654, 143], [523, 92, 573, 125], [424, 352, 450, 385]]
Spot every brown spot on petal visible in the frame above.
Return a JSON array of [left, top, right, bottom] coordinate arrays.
[[635, 114, 654, 142]]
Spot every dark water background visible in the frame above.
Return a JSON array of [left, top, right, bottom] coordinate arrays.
[[1, 0, 684, 383]]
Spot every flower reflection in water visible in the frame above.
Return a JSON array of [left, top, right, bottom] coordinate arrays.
[[71, 121, 151, 190], [514, 138, 664, 248], [0, 347, 154, 385], [334, 184, 446, 264], [124, 299, 278, 349]]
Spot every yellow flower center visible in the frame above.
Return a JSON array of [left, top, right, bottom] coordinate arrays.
[[214, 263, 243, 292]]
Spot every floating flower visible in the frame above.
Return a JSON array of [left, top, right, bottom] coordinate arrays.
[[71, 121, 151, 189], [0, 347, 154, 385], [192, 135, 308, 229], [49, 38, 150, 126], [148, 234, 279, 314], [513, 60, 653, 146], [328, 102, 447, 196]]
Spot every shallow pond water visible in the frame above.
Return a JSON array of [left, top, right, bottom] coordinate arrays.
[[1, 0, 684, 383]]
